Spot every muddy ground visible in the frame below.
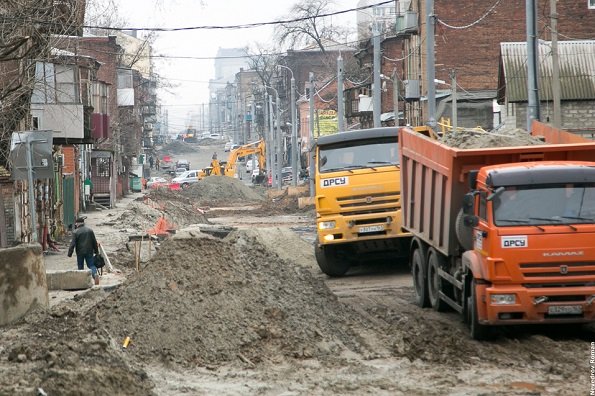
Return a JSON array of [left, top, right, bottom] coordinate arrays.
[[1, 140, 592, 395]]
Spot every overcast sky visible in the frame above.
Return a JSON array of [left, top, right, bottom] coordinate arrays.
[[113, 0, 359, 132]]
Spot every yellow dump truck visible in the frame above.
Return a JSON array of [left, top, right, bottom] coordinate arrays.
[[313, 127, 411, 276]]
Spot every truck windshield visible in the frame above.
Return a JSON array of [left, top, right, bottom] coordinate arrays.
[[493, 183, 595, 226], [318, 138, 398, 173]]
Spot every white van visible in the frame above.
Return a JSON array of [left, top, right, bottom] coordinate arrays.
[[172, 169, 201, 188]]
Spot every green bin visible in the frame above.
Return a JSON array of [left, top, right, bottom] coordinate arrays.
[[131, 177, 142, 192]]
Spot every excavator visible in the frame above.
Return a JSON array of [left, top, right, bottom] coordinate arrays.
[[208, 140, 266, 180]]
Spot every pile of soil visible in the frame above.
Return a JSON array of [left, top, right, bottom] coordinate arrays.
[[197, 138, 220, 145], [0, 292, 154, 395], [440, 127, 545, 149], [87, 229, 368, 367], [258, 189, 315, 215], [111, 199, 209, 232], [180, 176, 265, 204], [158, 140, 196, 155]]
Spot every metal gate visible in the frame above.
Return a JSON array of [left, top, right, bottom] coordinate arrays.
[[63, 176, 75, 229]]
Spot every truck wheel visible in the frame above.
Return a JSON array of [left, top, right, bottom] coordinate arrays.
[[315, 244, 349, 277], [455, 209, 474, 251], [427, 249, 448, 312], [411, 248, 430, 308], [467, 280, 492, 340]]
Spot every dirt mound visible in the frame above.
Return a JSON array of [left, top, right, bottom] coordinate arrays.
[[197, 138, 220, 145], [88, 229, 368, 367], [112, 198, 209, 232], [440, 128, 545, 149], [0, 292, 154, 395], [180, 176, 265, 204], [158, 140, 196, 155]]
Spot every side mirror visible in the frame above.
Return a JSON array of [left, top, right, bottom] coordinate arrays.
[[464, 215, 479, 227], [462, 193, 474, 215]]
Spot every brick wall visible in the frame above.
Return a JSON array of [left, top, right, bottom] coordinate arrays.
[[0, 181, 16, 246], [434, 0, 595, 90], [505, 101, 595, 130]]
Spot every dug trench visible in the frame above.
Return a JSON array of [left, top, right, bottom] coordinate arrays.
[[0, 171, 592, 394]]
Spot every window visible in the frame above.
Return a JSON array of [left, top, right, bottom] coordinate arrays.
[[55, 64, 78, 103], [590, 0, 595, 9]]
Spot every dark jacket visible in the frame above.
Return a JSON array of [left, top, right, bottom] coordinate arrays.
[[68, 225, 98, 257]]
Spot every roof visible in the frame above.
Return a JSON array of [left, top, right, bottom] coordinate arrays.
[[315, 127, 398, 147], [499, 40, 595, 103]]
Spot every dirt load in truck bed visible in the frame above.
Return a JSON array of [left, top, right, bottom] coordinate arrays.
[[440, 127, 545, 149]]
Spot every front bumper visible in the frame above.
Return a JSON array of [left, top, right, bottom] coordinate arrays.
[[478, 283, 595, 324]]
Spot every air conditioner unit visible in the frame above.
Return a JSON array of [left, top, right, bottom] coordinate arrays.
[[396, 11, 418, 34], [404, 80, 420, 101]]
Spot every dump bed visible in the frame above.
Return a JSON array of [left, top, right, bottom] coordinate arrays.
[[399, 121, 595, 256]]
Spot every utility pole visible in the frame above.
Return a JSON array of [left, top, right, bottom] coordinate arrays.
[[450, 69, 457, 132], [373, 21, 381, 128], [337, 54, 345, 131], [526, 0, 540, 132], [26, 136, 38, 243], [276, 94, 282, 190], [309, 72, 315, 197], [426, 0, 437, 130], [268, 93, 275, 187], [391, 68, 399, 127], [550, 0, 561, 128], [290, 76, 298, 186]]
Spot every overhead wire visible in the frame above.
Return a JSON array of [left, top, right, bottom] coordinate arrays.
[[1, 1, 394, 33]]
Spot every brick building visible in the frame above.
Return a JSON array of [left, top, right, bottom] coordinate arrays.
[[396, 0, 595, 129]]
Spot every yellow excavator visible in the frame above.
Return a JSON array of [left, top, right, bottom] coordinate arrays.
[[208, 140, 266, 179]]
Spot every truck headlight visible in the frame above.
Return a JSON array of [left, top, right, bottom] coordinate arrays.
[[319, 221, 336, 230], [490, 294, 516, 305]]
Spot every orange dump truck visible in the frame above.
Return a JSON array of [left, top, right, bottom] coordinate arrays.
[[399, 121, 595, 339]]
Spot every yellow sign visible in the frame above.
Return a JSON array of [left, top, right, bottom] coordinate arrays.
[[318, 109, 338, 136]]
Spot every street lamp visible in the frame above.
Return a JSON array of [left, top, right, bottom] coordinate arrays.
[[277, 64, 298, 187]]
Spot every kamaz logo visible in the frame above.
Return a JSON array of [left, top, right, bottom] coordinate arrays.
[[543, 251, 584, 257], [501, 236, 527, 248], [321, 177, 348, 188]]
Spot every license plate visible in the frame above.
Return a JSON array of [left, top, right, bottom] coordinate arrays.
[[547, 305, 583, 315], [359, 225, 384, 233]]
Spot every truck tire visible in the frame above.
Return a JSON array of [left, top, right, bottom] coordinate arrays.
[[315, 244, 350, 277], [427, 248, 449, 312], [467, 279, 492, 340], [455, 209, 474, 251], [411, 248, 430, 308]]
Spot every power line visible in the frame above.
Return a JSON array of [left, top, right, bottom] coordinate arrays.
[[3, 1, 393, 33], [435, 0, 502, 30]]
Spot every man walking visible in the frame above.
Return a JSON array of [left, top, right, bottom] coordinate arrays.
[[68, 216, 100, 285]]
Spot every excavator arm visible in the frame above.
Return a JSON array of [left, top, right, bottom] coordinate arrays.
[[223, 140, 266, 177]]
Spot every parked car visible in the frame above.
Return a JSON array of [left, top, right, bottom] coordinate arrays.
[[174, 167, 187, 177], [171, 169, 202, 188], [224, 141, 233, 152], [146, 176, 168, 189], [230, 144, 241, 151], [176, 159, 190, 170]]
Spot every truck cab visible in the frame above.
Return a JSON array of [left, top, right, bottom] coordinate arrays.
[[314, 128, 411, 276]]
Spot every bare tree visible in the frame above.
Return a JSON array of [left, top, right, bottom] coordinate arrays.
[[274, 0, 348, 54], [244, 44, 280, 88], [0, 0, 85, 166]]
